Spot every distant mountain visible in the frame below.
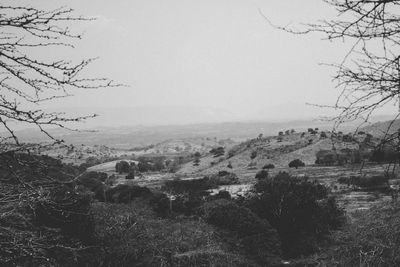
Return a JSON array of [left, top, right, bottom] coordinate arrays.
[[11, 119, 350, 148]]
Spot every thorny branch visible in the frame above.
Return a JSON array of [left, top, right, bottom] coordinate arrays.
[[0, 5, 120, 147]]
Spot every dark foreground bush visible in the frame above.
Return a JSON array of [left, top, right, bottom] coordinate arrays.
[[338, 175, 389, 189], [105, 184, 152, 203], [322, 202, 400, 266], [246, 172, 345, 258], [200, 199, 282, 265], [92, 201, 255, 266]]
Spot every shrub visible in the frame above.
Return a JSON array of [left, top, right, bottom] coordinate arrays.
[[338, 175, 389, 188], [288, 159, 305, 169], [92, 202, 250, 266], [105, 184, 152, 203], [210, 147, 225, 157], [246, 172, 344, 258], [76, 171, 108, 201], [325, 202, 400, 266], [115, 160, 130, 174], [126, 171, 135, 180], [262, 163, 275, 169], [255, 170, 269, 180], [200, 199, 281, 265], [163, 178, 213, 194]]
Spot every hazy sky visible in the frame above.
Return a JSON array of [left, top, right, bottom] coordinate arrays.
[[15, 0, 399, 126]]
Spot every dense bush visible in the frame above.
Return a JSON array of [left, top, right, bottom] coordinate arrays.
[[337, 175, 389, 189], [163, 173, 239, 195], [246, 172, 345, 258], [323, 202, 400, 266], [210, 147, 225, 157], [255, 170, 269, 180], [200, 199, 281, 265], [288, 159, 305, 169], [105, 184, 152, 203], [92, 201, 253, 266], [76, 171, 108, 201], [262, 163, 275, 169], [163, 178, 213, 194]]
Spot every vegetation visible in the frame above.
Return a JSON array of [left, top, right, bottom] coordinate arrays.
[[200, 199, 282, 265], [338, 175, 389, 189], [255, 169, 269, 180], [288, 159, 305, 169], [246, 172, 345, 258], [322, 202, 400, 266], [210, 147, 225, 157], [262, 163, 275, 169]]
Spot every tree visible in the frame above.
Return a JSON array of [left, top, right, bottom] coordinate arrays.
[[262, 163, 275, 169], [246, 172, 344, 257], [288, 159, 305, 169], [269, 1, 400, 137], [116, 161, 130, 174], [0, 5, 117, 147]]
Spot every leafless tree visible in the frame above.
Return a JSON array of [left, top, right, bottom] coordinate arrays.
[[263, 1, 400, 129], [0, 5, 117, 147]]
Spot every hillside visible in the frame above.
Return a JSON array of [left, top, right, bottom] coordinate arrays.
[[177, 130, 362, 176]]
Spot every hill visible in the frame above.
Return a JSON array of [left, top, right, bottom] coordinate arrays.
[[177, 130, 362, 176]]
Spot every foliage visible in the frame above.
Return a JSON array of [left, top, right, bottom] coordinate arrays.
[[323, 202, 400, 266], [115, 160, 130, 174], [105, 184, 152, 204], [76, 171, 108, 201], [92, 201, 253, 266], [337, 175, 389, 189], [210, 147, 225, 157], [288, 159, 305, 169], [255, 169, 269, 180], [200, 199, 282, 265], [246, 172, 345, 258], [262, 163, 275, 169]]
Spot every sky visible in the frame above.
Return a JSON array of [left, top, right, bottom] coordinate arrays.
[[10, 0, 399, 127]]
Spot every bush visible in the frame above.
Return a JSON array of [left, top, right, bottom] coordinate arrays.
[[338, 175, 389, 189], [200, 199, 281, 265], [210, 147, 225, 157], [92, 201, 251, 266], [105, 184, 152, 203], [115, 160, 130, 174], [255, 170, 269, 180], [325, 202, 400, 266], [288, 159, 305, 169], [246, 172, 344, 258], [262, 163, 275, 169]]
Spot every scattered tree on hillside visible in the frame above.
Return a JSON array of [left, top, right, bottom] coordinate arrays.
[[288, 159, 305, 169], [320, 131, 327, 138], [227, 162, 233, 169], [262, 163, 275, 169], [210, 147, 225, 157]]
